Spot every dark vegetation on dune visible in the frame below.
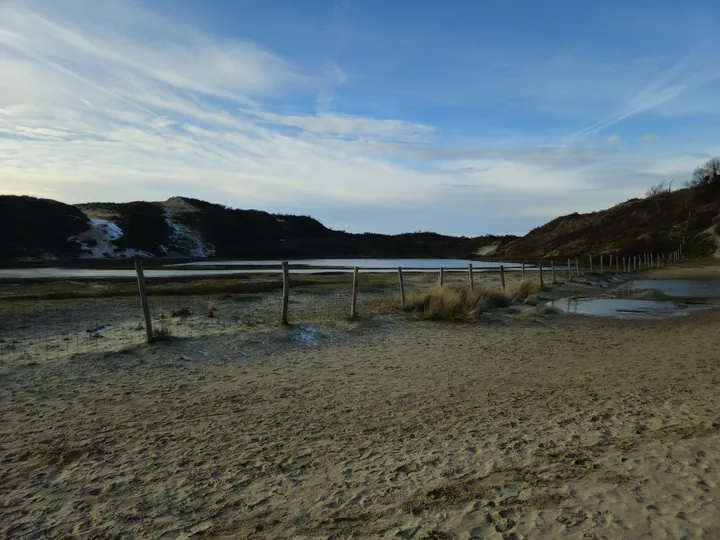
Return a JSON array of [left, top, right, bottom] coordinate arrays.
[[1, 195, 514, 261], [77, 201, 173, 255], [3, 157, 720, 262], [0, 196, 89, 260], [493, 182, 720, 260]]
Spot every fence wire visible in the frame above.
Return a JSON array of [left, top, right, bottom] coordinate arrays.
[[0, 252, 681, 363], [0, 296, 146, 363]]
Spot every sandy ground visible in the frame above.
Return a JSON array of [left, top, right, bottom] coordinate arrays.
[[1, 262, 718, 538], [0, 268, 555, 363], [2, 281, 720, 539]]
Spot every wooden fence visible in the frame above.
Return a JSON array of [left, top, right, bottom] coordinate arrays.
[[130, 246, 685, 337]]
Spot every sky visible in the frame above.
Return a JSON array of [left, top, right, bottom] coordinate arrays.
[[1, 0, 720, 236]]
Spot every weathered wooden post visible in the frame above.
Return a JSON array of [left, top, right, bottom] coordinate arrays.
[[615, 255, 619, 272], [350, 267, 359, 318], [500, 265, 506, 291], [589, 254, 594, 273], [438, 267, 444, 287], [397, 267, 405, 310], [567, 258, 572, 280], [575, 257, 580, 277], [281, 261, 290, 324], [609, 254, 613, 271], [551, 260, 556, 284], [623, 256, 627, 273], [134, 256, 153, 342], [539, 260, 545, 288], [468, 264, 474, 292], [600, 254, 604, 275]]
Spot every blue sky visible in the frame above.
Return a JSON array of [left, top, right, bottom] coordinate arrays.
[[1, 0, 719, 236]]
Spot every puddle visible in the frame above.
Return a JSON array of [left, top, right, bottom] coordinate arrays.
[[550, 297, 697, 319], [628, 280, 720, 298]]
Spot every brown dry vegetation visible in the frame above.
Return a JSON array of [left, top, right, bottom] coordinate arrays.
[[395, 280, 542, 321], [400, 286, 510, 321]]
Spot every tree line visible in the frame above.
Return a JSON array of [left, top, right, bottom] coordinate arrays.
[[646, 156, 720, 197]]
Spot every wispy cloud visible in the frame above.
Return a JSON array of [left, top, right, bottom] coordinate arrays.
[[0, 0, 717, 236], [564, 47, 720, 141], [607, 133, 620, 144]]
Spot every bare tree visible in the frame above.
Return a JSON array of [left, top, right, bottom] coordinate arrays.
[[689, 157, 720, 187], [646, 182, 668, 197]]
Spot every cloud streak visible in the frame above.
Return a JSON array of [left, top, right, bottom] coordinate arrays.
[[0, 0, 718, 236]]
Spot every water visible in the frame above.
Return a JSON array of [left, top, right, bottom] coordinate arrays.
[[0, 258, 522, 280], [551, 297, 694, 319], [166, 258, 523, 270], [629, 279, 720, 298]]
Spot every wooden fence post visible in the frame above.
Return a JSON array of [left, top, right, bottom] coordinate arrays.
[[609, 254, 613, 272], [522, 262, 526, 280], [615, 255, 619, 272], [539, 260, 545, 288], [134, 256, 153, 342], [350, 267, 359, 319], [468, 264, 474, 291], [623, 257, 627, 273], [397, 267, 405, 310], [600, 254, 604, 275], [438, 267, 444, 287], [589, 255, 594, 273], [575, 257, 580, 277], [500, 265, 506, 291], [567, 258, 572, 280], [281, 261, 290, 324], [551, 260, 556, 284]]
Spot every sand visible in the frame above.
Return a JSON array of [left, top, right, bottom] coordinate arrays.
[[2, 273, 720, 538]]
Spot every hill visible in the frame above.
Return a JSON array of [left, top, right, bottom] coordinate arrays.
[[494, 183, 720, 261], [0, 195, 514, 261]]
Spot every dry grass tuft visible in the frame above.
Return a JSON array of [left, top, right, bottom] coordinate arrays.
[[505, 279, 542, 301], [152, 325, 173, 341], [400, 286, 510, 321], [206, 299, 216, 318]]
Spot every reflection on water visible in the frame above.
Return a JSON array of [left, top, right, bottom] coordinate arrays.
[[1, 258, 527, 280], [551, 297, 693, 319], [167, 258, 524, 269]]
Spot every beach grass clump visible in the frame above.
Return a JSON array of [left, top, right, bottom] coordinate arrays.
[[401, 286, 510, 321], [206, 299, 216, 318], [505, 279, 542, 302]]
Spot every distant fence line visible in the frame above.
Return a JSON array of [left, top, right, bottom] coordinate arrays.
[[132, 245, 684, 336], [0, 246, 685, 362]]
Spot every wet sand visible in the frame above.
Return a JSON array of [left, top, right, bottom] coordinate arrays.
[[2, 289, 720, 538]]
